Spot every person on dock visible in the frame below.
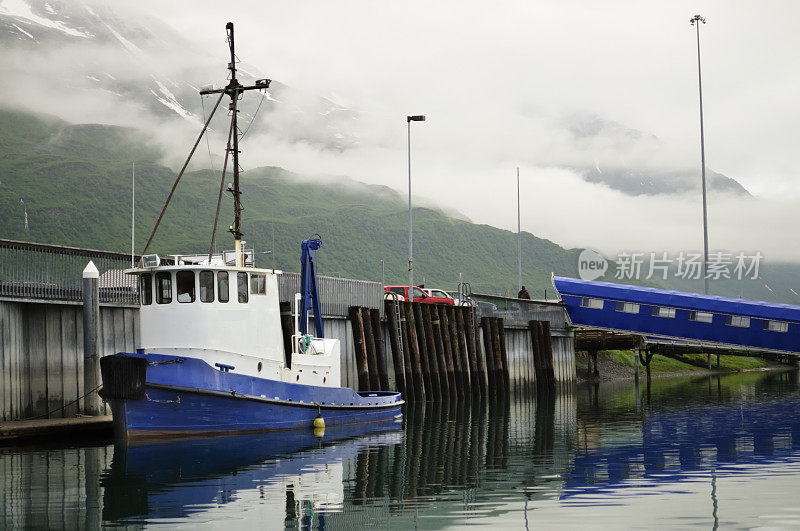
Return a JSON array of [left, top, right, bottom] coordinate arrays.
[[517, 286, 530, 299]]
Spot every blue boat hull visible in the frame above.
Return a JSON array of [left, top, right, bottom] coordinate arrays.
[[101, 353, 404, 440]]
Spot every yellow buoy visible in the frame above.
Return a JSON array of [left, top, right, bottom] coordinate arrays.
[[313, 426, 325, 438], [312, 402, 325, 429]]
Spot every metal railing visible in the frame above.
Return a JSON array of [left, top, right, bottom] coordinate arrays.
[[471, 292, 568, 328], [0, 239, 138, 305], [278, 272, 383, 318]]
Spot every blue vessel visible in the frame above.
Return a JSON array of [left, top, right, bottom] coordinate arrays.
[[99, 22, 402, 441], [553, 275, 800, 353]]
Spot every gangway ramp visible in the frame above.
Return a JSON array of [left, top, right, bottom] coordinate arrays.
[[553, 276, 800, 355]]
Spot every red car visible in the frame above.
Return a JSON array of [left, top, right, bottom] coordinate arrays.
[[384, 286, 455, 305]]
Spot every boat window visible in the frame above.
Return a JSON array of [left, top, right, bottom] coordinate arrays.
[[580, 297, 604, 310], [412, 287, 427, 299], [764, 320, 788, 333], [176, 271, 195, 303], [250, 273, 266, 295], [218, 271, 229, 303], [237, 272, 249, 303], [140, 273, 152, 305], [725, 315, 750, 328], [652, 306, 676, 318], [615, 302, 640, 314], [199, 270, 214, 303], [689, 311, 714, 323], [156, 272, 172, 304], [388, 287, 404, 295]]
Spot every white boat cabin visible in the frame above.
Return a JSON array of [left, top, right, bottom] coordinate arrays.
[[129, 253, 341, 388]]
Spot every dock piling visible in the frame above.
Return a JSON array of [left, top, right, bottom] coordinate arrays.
[[496, 318, 510, 393], [82, 261, 101, 416], [348, 306, 370, 391], [384, 301, 406, 397], [430, 306, 451, 400], [369, 308, 390, 391], [361, 307, 380, 390], [440, 307, 458, 400], [412, 303, 434, 401], [461, 307, 481, 397], [480, 317, 497, 395], [404, 302, 425, 401], [399, 302, 416, 402], [420, 304, 442, 401]]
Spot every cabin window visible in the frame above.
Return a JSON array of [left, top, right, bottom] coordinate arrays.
[[388, 287, 404, 295], [250, 273, 266, 295], [615, 302, 639, 314], [726, 315, 750, 328], [217, 271, 229, 303], [652, 306, 676, 318], [140, 273, 152, 305], [200, 270, 214, 303], [155, 272, 172, 304], [176, 271, 195, 303], [237, 272, 249, 303], [689, 311, 714, 323], [581, 297, 604, 309], [764, 320, 788, 333]]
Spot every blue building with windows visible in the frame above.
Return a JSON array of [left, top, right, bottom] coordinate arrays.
[[552, 276, 800, 354]]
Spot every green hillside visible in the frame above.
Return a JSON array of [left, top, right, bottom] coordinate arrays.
[[0, 108, 578, 295], [1, 108, 798, 302]]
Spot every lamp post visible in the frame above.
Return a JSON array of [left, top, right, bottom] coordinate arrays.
[[407, 114, 425, 302], [517, 167, 522, 294], [691, 14, 710, 295]]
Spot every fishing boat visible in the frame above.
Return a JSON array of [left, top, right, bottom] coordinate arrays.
[[99, 22, 403, 441]]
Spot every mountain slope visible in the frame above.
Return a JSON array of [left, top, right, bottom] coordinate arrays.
[[0, 107, 797, 303], [0, 108, 578, 294]]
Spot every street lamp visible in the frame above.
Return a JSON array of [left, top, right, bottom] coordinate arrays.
[[517, 167, 522, 294], [407, 115, 426, 302], [691, 14, 710, 295]]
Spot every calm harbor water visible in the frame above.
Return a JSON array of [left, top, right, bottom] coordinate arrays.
[[3, 370, 800, 529]]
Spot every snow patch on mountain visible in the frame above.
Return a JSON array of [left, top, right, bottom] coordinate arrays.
[[0, 0, 91, 38], [11, 22, 34, 40], [101, 19, 143, 58], [150, 78, 195, 121]]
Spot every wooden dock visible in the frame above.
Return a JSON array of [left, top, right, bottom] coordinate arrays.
[[0, 415, 112, 445]]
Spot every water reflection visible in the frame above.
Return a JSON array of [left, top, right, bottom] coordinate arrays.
[[3, 371, 800, 528], [570, 371, 800, 494], [102, 421, 403, 527]]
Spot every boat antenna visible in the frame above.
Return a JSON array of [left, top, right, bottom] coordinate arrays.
[[200, 22, 271, 267]]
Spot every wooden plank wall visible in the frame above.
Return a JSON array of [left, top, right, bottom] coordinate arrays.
[[0, 300, 138, 421], [0, 302, 574, 420]]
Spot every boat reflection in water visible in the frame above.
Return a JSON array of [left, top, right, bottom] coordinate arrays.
[[101, 419, 403, 527], [568, 372, 800, 494]]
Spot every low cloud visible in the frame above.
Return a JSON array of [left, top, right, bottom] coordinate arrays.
[[3, 0, 799, 265]]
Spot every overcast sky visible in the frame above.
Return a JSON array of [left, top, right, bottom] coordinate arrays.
[[9, 0, 800, 262]]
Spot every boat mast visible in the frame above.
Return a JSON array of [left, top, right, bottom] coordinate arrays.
[[200, 22, 270, 267]]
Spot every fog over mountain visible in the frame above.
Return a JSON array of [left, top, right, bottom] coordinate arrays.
[[2, 0, 800, 265]]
